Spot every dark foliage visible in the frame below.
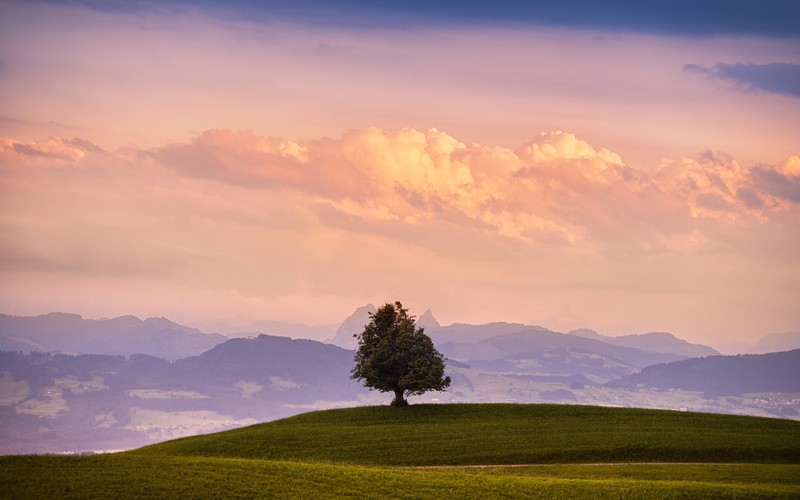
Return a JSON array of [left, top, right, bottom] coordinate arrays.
[[351, 302, 450, 406]]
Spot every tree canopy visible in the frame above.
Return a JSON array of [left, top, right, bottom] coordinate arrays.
[[351, 301, 451, 406]]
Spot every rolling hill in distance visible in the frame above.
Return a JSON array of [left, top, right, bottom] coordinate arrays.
[[1, 306, 799, 455], [611, 349, 800, 397]]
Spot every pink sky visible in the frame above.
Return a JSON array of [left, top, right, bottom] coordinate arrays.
[[1, 1, 798, 351]]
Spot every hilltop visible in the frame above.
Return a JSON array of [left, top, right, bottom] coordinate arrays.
[[135, 404, 800, 466]]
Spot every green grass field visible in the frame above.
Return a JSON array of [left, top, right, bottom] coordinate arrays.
[[2, 404, 800, 498]]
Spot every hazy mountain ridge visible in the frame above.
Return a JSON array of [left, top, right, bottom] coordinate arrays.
[[0, 313, 226, 361], [439, 328, 687, 384], [752, 332, 800, 354], [427, 322, 546, 345], [568, 329, 719, 358], [0, 309, 723, 361], [213, 319, 336, 341]]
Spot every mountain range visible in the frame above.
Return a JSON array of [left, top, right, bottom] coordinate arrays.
[[567, 329, 719, 358], [208, 319, 336, 343], [1, 308, 798, 454], [438, 328, 690, 383], [0, 313, 226, 361], [4, 307, 793, 360]]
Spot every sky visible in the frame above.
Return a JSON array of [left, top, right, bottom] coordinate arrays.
[[1, 0, 799, 352]]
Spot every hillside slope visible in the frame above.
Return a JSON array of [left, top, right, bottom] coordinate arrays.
[[134, 404, 800, 466], [3, 404, 800, 499], [609, 349, 800, 396]]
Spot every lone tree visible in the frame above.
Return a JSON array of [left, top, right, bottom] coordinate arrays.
[[351, 301, 451, 407]]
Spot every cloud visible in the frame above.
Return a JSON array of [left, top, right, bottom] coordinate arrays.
[[6, 128, 796, 239], [93, 0, 800, 37], [684, 62, 800, 99], [138, 127, 800, 252], [516, 131, 622, 165], [4, 0, 798, 174], [751, 156, 800, 204], [1, 136, 102, 163], [735, 187, 764, 210], [2, 127, 799, 344], [151, 129, 369, 199]]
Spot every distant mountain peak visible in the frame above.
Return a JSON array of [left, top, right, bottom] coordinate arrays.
[[417, 309, 440, 329], [329, 304, 377, 349], [353, 304, 377, 315]]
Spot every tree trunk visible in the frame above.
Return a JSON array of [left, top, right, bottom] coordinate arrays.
[[391, 388, 408, 407]]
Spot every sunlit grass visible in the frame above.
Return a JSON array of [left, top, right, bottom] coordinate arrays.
[[450, 463, 800, 485], [2, 455, 799, 499], [135, 403, 800, 466], [3, 404, 799, 498]]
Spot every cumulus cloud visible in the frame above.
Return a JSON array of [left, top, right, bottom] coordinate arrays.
[[5, 128, 797, 242], [114, 128, 795, 254], [2, 126, 799, 342], [516, 131, 622, 165], [684, 62, 800, 99], [1, 136, 104, 164], [649, 150, 780, 222]]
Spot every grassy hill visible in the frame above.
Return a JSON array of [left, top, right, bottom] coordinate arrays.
[[133, 403, 800, 465], [3, 404, 800, 498]]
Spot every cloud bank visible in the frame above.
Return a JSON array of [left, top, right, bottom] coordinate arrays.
[[81, 0, 800, 37], [142, 128, 799, 244], [685, 62, 800, 99], [2, 127, 799, 346]]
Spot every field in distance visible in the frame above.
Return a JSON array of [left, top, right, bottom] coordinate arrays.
[[2, 404, 800, 498]]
